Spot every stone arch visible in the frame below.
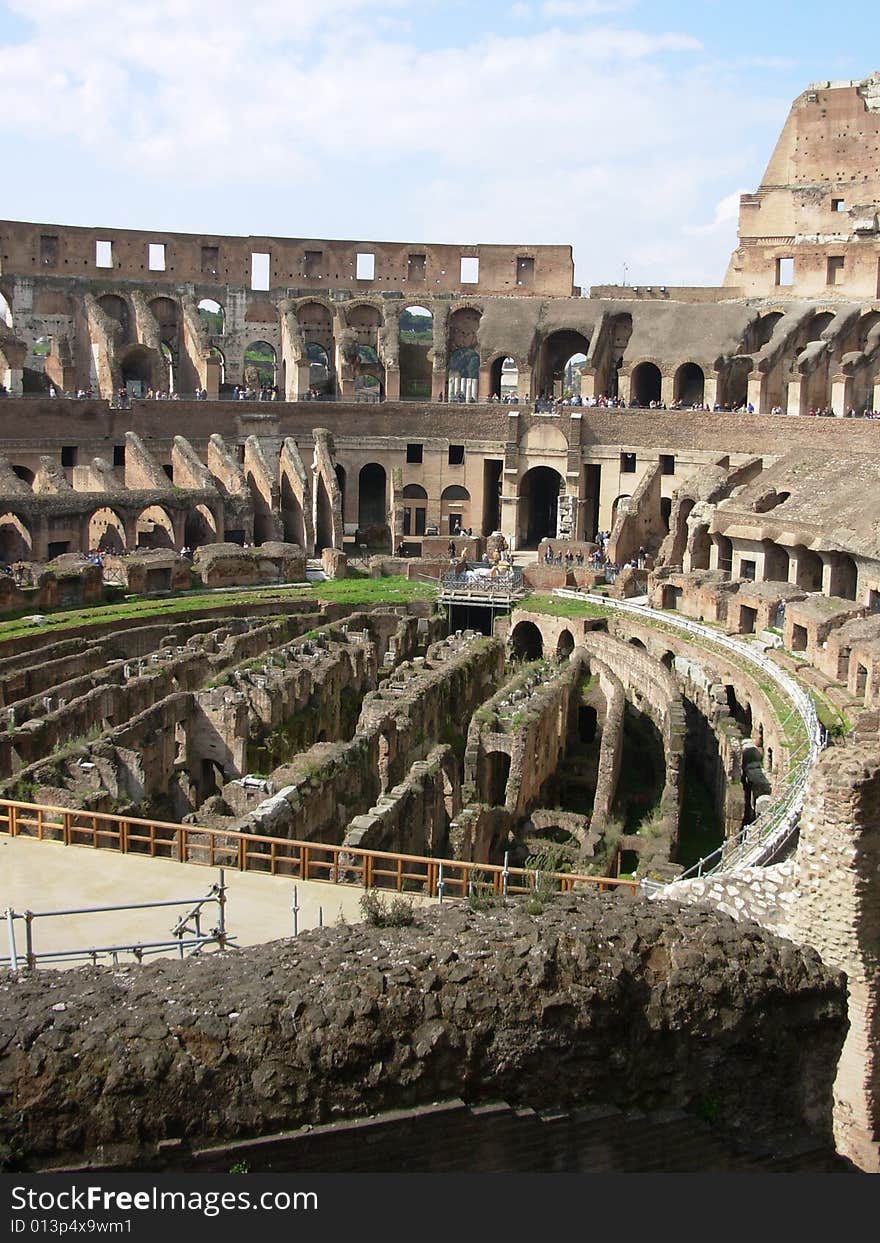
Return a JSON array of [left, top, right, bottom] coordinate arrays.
[[688, 523, 712, 571], [306, 342, 331, 395], [243, 340, 276, 388], [97, 294, 130, 341], [630, 361, 662, 406], [402, 484, 427, 538], [481, 750, 511, 807], [358, 463, 387, 532], [518, 466, 563, 548], [149, 297, 179, 344], [792, 545, 823, 591], [828, 551, 858, 601], [674, 362, 705, 405], [440, 484, 471, 535], [198, 298, 225, 338], [0, 289, 12, 328], [210, 346, 227, 391], [535, 328, 590, 400], [661, 650, 675, 670], [135, 505, 175, 550], [599, 312, 633, 399], [742, 310, 784, 354], [399, 305, 433, 400], [556, 629, 575, 658], [611, 494, 632, 529], [281, 473, 306, 547], [490, 354, 520, 399], [510, 620, 543, 660], [315, 476, 334, 553], [10, 465, 34, 486], [0, 512, 32, 562], [88, 507, 127, 554], [184, 504, 217, 549], [120, 343, 158, 394], [762, 540, 789, 583], [298, 302, 335, 394]]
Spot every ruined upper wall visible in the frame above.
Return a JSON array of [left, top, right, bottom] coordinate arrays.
[[0, 221, 574, 298], [726, 73, 880, 299]]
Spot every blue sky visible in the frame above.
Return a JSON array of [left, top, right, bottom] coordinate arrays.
[[0, 1, 874, 287]]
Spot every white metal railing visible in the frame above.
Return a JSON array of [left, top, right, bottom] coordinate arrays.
[[552, 589, 824, 884]]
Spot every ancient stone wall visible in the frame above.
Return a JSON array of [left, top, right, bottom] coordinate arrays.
[[0, 896, 846, 1172]]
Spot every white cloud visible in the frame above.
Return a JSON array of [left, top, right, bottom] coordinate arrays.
[[0, 0, 787, 285], [684, 190, 747, 236]]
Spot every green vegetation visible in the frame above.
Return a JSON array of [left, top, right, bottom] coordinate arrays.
[[523, 594, 610, 620], [809, 688, 851, 738], [0, 576, 436, 646], [359, 890, 416, 927]]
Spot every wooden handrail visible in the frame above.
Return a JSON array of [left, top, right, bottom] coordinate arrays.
[[0, 797, 638, 895]]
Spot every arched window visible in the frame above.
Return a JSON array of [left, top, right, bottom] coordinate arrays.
[[399, 305, 433, 400]]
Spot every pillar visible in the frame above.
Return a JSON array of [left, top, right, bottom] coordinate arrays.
[[747, 373, 764, 413], [478, 363, 491, 402], [384, 367, 400, 401], [786, 378, 803, 417], [831, 375, 851, 416], [661, 373, 675, 408]]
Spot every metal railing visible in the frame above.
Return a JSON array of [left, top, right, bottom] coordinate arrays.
[[2, 871, 232, 971], [553, 589, 824, 881], [440, 566, 524, 598], [0, 798, 638, 899]]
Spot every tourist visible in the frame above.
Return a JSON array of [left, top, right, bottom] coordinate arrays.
[[447, 539, 456, 558], [544, 545, 553, 564]]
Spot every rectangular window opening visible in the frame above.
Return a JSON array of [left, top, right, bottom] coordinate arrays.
[[95, 239, 113, 268], [775, 257, 794, 286], [831, 198, 846, 212], [162, 464, 174, 481], [148, 242, 166, 271], [250, 252, 270, 291], [448, 444, 465, 466], [620, 452, 636, 473], [460, 256, 479, 284], [113, 445, 126, 467], [660, 454, 675, 476], [356, 252, 375, 281], [826, 255, 845, 286], [406, 443, 423, 464], [40, 235, 59, 266], [201, 246, 219, 278], [60, 446, 77, 468], [516, 256, 534, 287]]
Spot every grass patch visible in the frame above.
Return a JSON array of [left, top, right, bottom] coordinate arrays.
[[0, 576, 437, 647], [523, 593, 609, 620]]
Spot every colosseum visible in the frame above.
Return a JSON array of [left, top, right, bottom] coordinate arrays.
[[0, 73, 878, 1175]]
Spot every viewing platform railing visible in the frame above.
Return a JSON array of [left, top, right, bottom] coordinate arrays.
[[0, 799, 638, 900]]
